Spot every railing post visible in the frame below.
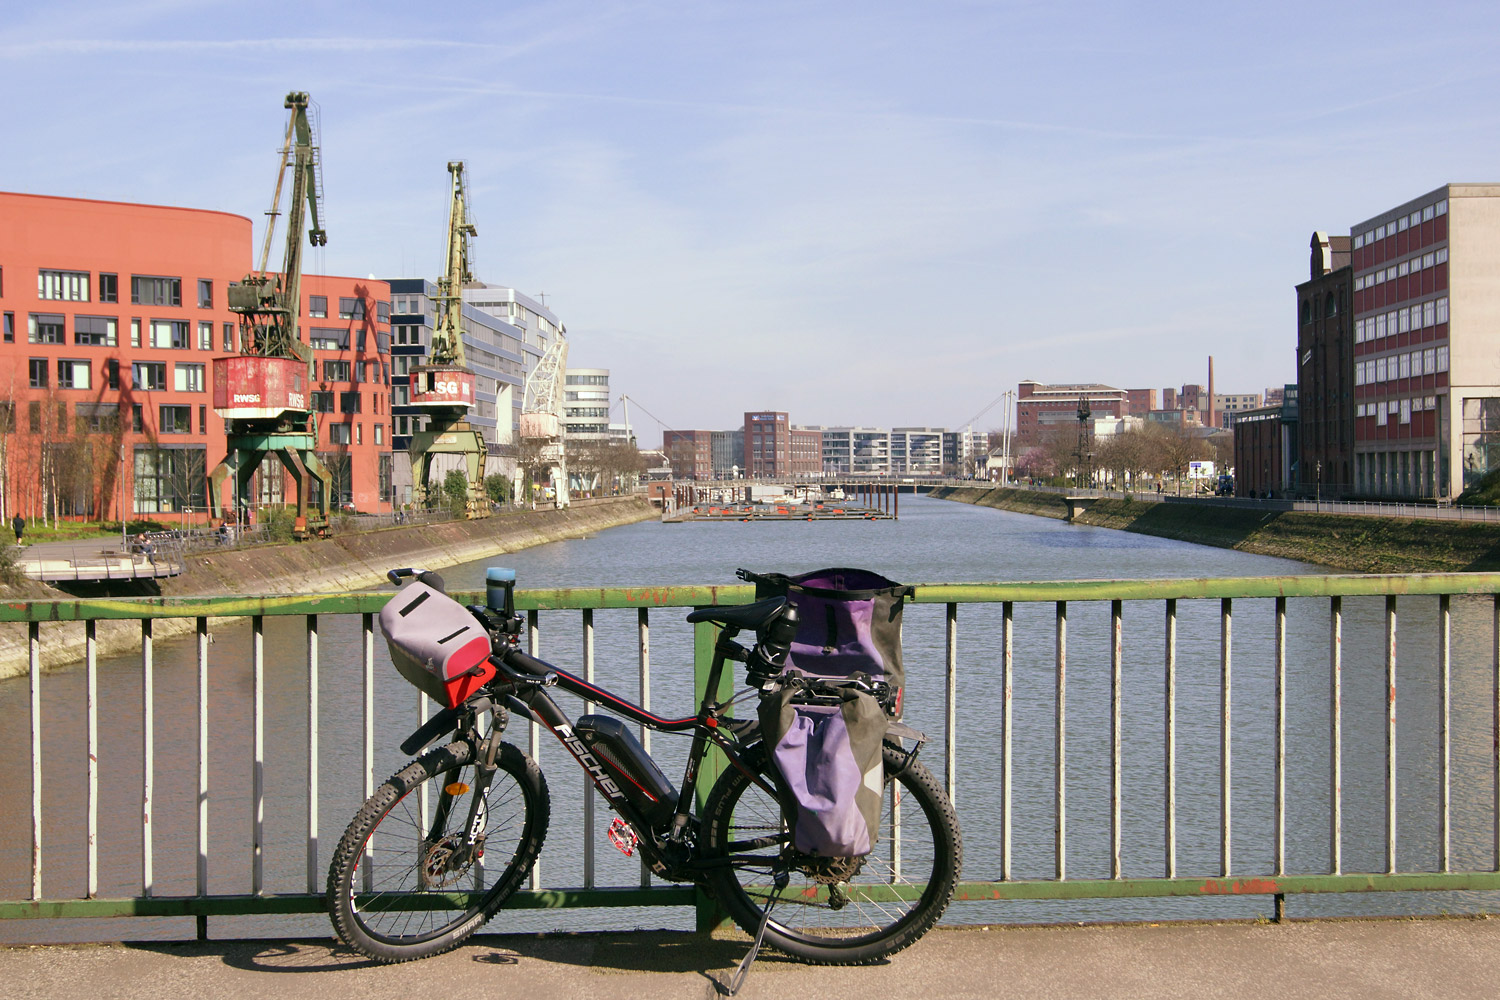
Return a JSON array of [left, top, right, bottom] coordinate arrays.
[[1164, 599, 1176, 879], [252, 615, 265, 896], [1386, 595, 1398, 874], [1220, 598, 1232, 878], [141, 618, 154, 897], [306, 614, 320, 894], [1002, 601, 1013, 882], [29, 621, 41, 901], [196, 616, 209, 941], [1440, 594, 1451, 873], [1056, 600, 1067, 881], [87, 619, 98, 898], [1110, 599, 1122, 880], [694, 617, 729, 933], [1330, 597, 1343, 876], [946, 602, 958, 807]]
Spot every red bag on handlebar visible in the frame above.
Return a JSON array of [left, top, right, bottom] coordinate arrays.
[[379, 582, 495, 708]]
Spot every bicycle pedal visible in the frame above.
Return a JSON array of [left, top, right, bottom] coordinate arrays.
[[606, 818, 639, 857]]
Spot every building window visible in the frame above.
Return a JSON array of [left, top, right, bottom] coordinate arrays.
[[328, 422, 351, 445], [3, 312, 12, 342], [198, 321, 213, 350], [310, 327, 349, 350], [1437, 345, 1449, 372], [28, 401, 41, 432], [133, 446, 207, 513], [338, 297, 364, 320], [131, 318, 141, 348], [28, 313, 64, 344], [75, 402, 119, 434], [355, 361, 367, 383], [132, 361, 167, 391], [378, 453, 393, 502], [377, 331, 391, 354], [199, 405, 207, 434], [374, 423, 384, 446], [311, 391, 334, 413], [150, 319, 190, 349], [376, 301, 390, 323], [99, 273, 118, 303], [132, 275, 181, 306], [197, 279, 213, 308], [223, 322, 236, 352], [57, 359, 90, 390], [158, 405, 192, 434], [340, 391, 361, 414], [38, 269, 89, 301], [131, 404, 143, 433], [356, 329, 367, 352], [174, 363, 205, 392], [355, 423, 363, 445], [106, 358, 119, 390], [309, 295, 327, 318], [74, 315, 117, 346], [323, 359, 351, 382], [1436, 296, 1449, 324], [29, 358, 48, 388]]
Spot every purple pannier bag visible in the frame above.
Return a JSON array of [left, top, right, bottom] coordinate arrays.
[[757, 682, 887, 858], [743, 568, 913, 718]]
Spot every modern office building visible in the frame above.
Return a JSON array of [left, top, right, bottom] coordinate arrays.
[[1296, 231, 1355, 496], [385, 280, 542, 501], [563, 368, 611, 439], [0, 190, 393, 520], [1347, 184, 1500, 498]]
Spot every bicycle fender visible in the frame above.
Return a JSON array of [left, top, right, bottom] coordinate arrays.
[[400, 705, 462, 756]]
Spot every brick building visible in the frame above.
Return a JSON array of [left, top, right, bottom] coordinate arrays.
[[1296, 231, 1354, 496], [0, 190, 393, 522], [1015, 381, 1127, 442]]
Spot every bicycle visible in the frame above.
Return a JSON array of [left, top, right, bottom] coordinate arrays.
[[327, 566, 962, 967]]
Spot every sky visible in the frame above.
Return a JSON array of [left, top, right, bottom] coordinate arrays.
[[5, 0, 1500, 441]]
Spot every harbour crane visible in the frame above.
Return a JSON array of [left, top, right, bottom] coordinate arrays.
[[518, 334, 569, 507], [407, 161, 489, 517], [208, 91, 332, 538]]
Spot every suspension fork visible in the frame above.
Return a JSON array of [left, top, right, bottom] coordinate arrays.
[[419, 718, 502, 887]]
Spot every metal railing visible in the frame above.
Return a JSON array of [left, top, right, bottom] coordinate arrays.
[[4, 573, 1500, 936]]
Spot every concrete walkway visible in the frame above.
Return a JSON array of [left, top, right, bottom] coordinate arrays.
[[4, 919, 1500, 1000]]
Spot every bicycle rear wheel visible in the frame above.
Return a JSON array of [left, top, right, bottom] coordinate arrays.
[[701, 744, 961, 965], [327, 740, 548, 962]]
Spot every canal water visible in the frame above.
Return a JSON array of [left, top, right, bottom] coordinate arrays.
[[2, 494, 1496, 942]]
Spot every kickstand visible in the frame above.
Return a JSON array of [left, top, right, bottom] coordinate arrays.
[[722, 870, 789, 996]]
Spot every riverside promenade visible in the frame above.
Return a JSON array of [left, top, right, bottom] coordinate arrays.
[[5, 919, 1500, 999]]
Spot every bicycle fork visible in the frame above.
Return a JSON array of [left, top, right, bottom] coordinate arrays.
[[417, 730, 501, 890]]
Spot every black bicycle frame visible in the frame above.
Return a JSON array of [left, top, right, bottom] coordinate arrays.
[[494, 636, 775, 875]]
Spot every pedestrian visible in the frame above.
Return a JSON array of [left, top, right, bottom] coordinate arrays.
[[137, 532, 156, 566], [11, 514, 23, 544]]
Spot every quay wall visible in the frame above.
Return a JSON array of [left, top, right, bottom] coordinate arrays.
[[929, 486, 1500, 573], [0, 496, 658, 679]]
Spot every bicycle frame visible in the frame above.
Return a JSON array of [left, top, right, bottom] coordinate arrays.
[[491, 631, 779, 878]]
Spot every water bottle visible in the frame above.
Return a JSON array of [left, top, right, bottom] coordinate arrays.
[[486, 566, 516, 616]]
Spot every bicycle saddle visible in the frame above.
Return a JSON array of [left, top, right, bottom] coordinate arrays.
[[685, 596, 788, 631]]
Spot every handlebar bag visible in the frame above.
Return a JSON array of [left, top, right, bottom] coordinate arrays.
[[379, 582, 495, 709], [758, 681, 887, 859], [743, 567, 914, 718]]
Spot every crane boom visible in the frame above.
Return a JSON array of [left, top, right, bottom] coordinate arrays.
[[430, 161, 475, 367]]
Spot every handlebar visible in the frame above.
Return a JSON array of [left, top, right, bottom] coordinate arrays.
[[387, 566, 447, 593]]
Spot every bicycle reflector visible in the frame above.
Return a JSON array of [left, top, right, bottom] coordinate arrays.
[[445, 782, 470, 796]]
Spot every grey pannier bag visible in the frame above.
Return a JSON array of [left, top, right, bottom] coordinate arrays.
[[379, 581, 495, 709], [757, 679, 887, 859]]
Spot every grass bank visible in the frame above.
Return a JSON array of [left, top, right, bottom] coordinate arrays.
[[0, 496, 658, 678], [929, 486, 1500, 573]]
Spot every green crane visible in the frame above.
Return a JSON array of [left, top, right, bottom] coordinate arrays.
[[408, 161, 489, 517]]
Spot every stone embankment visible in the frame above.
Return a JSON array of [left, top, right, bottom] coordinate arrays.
[[930, 486, 1500, 573], [0, 495, 657, 678]]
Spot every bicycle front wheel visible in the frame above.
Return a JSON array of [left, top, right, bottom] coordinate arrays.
[[327, 740, 549, 962], [701, 743, 961, 965]]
